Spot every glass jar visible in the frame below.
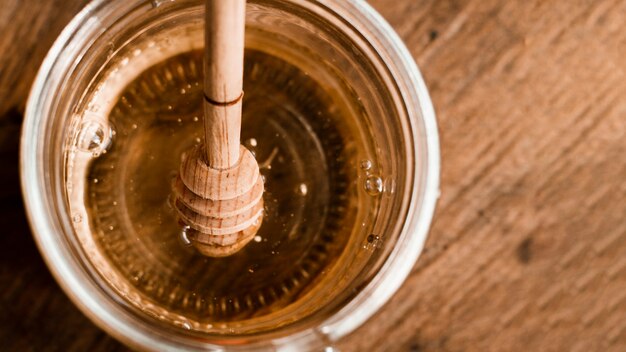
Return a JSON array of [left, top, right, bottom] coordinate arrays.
[[21, 0, 439, 350]]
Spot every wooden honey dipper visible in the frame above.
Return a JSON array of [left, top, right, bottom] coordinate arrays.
[[172, 0, 264, 257]]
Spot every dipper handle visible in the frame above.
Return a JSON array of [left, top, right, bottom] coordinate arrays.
[[203, 0, 246, 169]]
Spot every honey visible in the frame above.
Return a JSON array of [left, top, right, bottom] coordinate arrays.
[[69, 49, 370, 327]]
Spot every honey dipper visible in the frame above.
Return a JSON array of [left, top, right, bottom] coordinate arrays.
[[172, 0, 264, 257]]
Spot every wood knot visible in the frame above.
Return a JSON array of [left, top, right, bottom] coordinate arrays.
[[172, 144, 264, 257]]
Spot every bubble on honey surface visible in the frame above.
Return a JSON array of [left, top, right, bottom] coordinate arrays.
[[298, 183, 308, 196], [363, 233, 382, 252], [367, 234, 379, 243], [364, 175, 383, 196], [360, 159, 372, 171], [76, 120, 112, 156], [173, 320, 192, 330], [72, 213, 82, 223]]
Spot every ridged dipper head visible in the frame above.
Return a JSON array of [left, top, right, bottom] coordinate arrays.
[[172, 144, 264, 257]]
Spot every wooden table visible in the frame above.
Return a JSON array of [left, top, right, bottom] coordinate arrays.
[[1, 0, 624, 350]]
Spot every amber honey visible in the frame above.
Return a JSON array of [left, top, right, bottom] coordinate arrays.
[[70, 49, 373, 325]]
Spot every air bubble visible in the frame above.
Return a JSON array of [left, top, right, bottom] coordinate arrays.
[[298, 183, 308, 196], [76, 121, 111, 156], [364, 176, 383, 196], [173, 320, 192, 330], [72, 213, 82, 223], [360, 159, 372, 170], [364, 233, 382, 251], [367, 234, 379, 243], [179, 226, 192, 246]]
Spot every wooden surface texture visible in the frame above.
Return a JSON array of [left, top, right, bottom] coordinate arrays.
[[1, 0, 625, 350]]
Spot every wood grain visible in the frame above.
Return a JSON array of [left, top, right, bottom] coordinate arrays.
[[1, 0, 625, 351], [173, 143, 264, 257], [203, 0, 246, 167]]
